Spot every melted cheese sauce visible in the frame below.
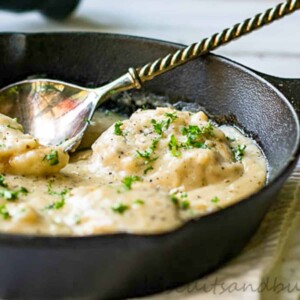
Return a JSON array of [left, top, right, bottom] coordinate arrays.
[[0, 108, 267, 236]]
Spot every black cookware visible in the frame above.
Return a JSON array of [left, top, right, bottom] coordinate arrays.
[[0, 33, 298, 300], [0, 0, 80, 20]]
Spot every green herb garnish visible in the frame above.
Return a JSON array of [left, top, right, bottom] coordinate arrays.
[[211, 196, 220, 203], [122, 176, 142, 190], [0, 204, 11, 220], [150, 112, 178, 136], [136, 138, 159, 164], [151, 119, 164, 135], [201, 122, 214, 136], [114, 121, 124, 136], [45, 198, 65, 210], [0, 174, 8, 188], [111, 203, 130, 214], [180, 200, 190, 210], [164, 112, 178, 122], [168, 134, 181, 157], [171, 192, 191, 210], [0, 187, 28, 201], [6, 124, 22, 132], [136, 149, 151, 160], [0, 175, 28, 201], [134, 199, 144, 205], [45, 180, 70, 210], [144, 166, 154, 175], [150, 138, 159, 152], [181, 122, 214, 149], [47, 180, 70, 197], [43, 150, 59, 166], [232, 144, 246, 161], [170, 194, 179, 206]]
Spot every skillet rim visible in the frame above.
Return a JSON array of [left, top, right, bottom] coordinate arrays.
[[0, 31, 298, 245]]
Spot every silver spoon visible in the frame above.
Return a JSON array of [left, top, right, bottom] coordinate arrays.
[[0, 0, 298, 151]]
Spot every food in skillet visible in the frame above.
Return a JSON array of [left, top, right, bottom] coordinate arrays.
[[0, 107, 266, 235]]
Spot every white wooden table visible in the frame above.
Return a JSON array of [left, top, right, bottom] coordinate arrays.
[[0, 0, 299, 299]]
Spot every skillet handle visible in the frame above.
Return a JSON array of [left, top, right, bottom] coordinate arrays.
[[253, 71, 300, 119]]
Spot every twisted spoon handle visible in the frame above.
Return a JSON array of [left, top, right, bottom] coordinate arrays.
[[134, 0, 300, 83]]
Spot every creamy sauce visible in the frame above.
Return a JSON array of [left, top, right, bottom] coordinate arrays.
[[0, 107, 267, 236]]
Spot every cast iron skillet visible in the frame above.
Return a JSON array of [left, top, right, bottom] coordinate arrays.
[[0, 33, 298, 300]]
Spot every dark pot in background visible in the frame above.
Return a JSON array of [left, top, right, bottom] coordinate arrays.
[[0, 0, 80, 20]]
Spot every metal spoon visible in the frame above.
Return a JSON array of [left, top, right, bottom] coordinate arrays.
[[0, 0, 299, 152]]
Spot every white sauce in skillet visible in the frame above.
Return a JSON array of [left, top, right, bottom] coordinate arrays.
[[0, 107, 267, 236]]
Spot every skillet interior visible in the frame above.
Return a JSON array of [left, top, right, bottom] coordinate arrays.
[[0, 33, 298, 179], [0, 33, 298, 299]]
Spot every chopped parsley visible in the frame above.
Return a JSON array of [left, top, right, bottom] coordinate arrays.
[[136, 149, 151, 160], [168, 134, 181, 157], [111, 203, 129, 214], [211, 196, 220, 203], [0, 186, 28, 201], [0, 204, 11, 220], [151, 119, 165, 135], [0, 175, 28, 201], [180, 200, 190, 210], [232, 144, 246, 161], [164, 112, 178, 122], [170, 192, 190, 210], [0, 174, 8, 188], [201, 122, 214, 136], [136, 138, 159, 164], [151, 113, 178, 136], [43, 150, 59, 166], [144, 166, 154, 175], [136, 149, 158, 165], [181, 123, 213, 149], [150, 138, 159, 152], [6, 124, 22, 132], [114, 121, 124, 136], [45, 198, 65, 210], [122, 176, 142, 190], [170, 193, 179, 206], [134, 199, 144, 205], [47, 180, 70, 197], [45, 180, 70, 210]]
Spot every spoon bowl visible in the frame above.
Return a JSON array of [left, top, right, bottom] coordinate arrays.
[[0, 72, 139, 151], [0, 80, 97, 147]]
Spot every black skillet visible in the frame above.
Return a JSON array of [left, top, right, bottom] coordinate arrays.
[[0, 33, 298, 300]]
